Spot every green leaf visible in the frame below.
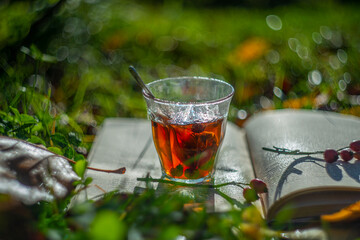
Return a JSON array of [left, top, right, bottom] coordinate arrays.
[[29, 45, 42, 60], [74, 153, 85, 161], [20, 114, 37, 124], [158, 225, 181, 240], [9, 123, 33, 133], [31, 122, 43, 133], [28, 135, 46, 146], [90, 210, 125, 240], [47, 147, 63, 155], [84, 177, 93, 186], [74, 159, 87, 178], [41, 54, 57, 63], [9, 90, 23, 107], [273, 204, 295, 229], [64, 146, 75, 159], [21, 45, 56, 62], [51, 133, 68, 148], [20, 46, 31, 56], [10, 106, 20, 120]]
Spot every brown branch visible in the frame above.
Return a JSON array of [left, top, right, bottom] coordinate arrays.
[[94, 184, 106, 193], [66, 158, 126, 174]]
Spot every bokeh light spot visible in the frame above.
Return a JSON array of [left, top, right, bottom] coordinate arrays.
[[337, 49, 347, 64], [273, 87, 285, 99], [56, 46, 69, 61], [260, 96, 273, 109], [337, 91, 344, 102], [173, 27, 190, 41], [329, 55, 341, 69], [338, 79, 347, 91], [87, 21, 103, 35], [68, 48, 81, 63], [312, 32, 322, 44], [266, 15, 282, 31], [237, 109, 247, 120], [308, 70, 322, 85], [320, 26, 332, 40], [266, 50, 280, 64], [344, 72, 351, 83], [331, 31, 343, 48], [155, 36, 178, 51], [296, 46, 309, 59], [288, 38, 299, 52]]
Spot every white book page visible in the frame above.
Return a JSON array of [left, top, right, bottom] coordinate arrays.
[[244, 110, 360, 219]]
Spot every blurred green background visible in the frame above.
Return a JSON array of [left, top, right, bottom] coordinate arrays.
[[1, 1, 360, 239], [1, 0, 360, 134]]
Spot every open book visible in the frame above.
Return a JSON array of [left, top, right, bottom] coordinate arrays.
[[75, 109, 360, 223], [244, 110, 360, 223]]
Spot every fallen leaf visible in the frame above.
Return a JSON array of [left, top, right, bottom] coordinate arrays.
[[0, 136, 80, 204], [227, 37, 269, 65], [321, 200, 360, 223]]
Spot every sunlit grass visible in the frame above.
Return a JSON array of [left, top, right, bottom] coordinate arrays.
[[0, 1, 360, 239]]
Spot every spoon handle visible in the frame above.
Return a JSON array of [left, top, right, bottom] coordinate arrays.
[[129, 66, 155, 99]]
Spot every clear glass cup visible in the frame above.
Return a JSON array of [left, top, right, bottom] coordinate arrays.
[[143, 77, 234, 183]]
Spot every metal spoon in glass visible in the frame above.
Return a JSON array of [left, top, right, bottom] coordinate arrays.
[[129, 65, 155, 99]]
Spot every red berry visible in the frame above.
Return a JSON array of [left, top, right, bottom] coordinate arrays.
[[243, 187, 259, 202], [354, 152, 360, 160], [340, 149, 353, 162], [323, 149, 338, 163], [350, 140, 360, 152], [249, 178, 268, 194]]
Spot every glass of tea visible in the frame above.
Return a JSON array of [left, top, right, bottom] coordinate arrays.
[[143, 77, 234, 183]]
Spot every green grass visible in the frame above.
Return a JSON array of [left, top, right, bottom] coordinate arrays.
[[1, 0, 360, 239]]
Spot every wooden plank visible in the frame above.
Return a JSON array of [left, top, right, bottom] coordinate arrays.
[[74, 118, 254, 212]]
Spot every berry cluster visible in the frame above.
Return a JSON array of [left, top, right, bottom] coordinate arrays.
[[324, 140, 360, 163], [242, 178, 268, 202]]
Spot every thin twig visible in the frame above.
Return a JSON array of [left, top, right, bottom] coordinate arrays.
[[94, 184, 106, 193], [137, 177, 248, 188], [263, 146, 349, 156], [263, 146, 323, 155], [66, 158, 126, 174]]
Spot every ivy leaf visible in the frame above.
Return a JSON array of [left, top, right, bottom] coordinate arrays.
[[74, 153, 85, 161], [84, 177, 93, 186], [19, 114, 37, 124], [51, 133, 68, 148], [31, 122, 43, 133], [64, 146, 75, 159], [0, 136, 80, 205], [28, 135, 46, 146], [48, 146, 63, 155], [74, 159, 87, 178]]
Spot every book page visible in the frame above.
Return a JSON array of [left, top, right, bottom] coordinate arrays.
[[73, 118, 255, 212], [244, 110, 360, 220]]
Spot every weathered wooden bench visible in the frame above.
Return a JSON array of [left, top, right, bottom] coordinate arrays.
[[72, 117, 360, 239], [74, 118, 254, 211]]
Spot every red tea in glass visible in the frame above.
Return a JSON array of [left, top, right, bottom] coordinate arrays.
[[151, 118, 226, 180], [143, 76, 234, 183]]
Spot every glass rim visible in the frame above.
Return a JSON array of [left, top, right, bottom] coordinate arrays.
[[142, 76, 234, 105]]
